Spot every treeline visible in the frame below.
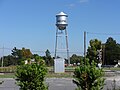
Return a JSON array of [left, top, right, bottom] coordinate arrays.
[[1, 37, 120, 66], [70, 37, 120, 65], [86, 37, 120, 65], [0, 47, 54, 67]]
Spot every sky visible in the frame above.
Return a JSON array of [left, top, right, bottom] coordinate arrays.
[[0, 0, 120, 56]]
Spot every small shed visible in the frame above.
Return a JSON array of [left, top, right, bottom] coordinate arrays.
[[54, 58, 65, 73]]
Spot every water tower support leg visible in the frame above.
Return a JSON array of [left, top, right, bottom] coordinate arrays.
[[54, 28, 58, 59], [65, 29, 70, 65]]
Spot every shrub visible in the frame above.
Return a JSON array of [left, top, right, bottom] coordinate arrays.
[[73, 58, 105, 90], [15, 57, 48, 90]]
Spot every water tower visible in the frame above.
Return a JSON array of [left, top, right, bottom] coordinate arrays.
[[54, 12, 70, 65]]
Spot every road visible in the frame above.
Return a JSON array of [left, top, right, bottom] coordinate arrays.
[[0, 77, 120, 90]]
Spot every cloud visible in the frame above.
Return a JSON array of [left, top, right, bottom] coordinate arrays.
[[67, 3, 75, 7], [67, 0, 89, 8], [79, 0, 89, 3], [69, 4, 75, 7]]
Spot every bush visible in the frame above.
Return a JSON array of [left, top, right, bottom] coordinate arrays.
[[15, 57, 48, 90], [73, 58, 105, 90]]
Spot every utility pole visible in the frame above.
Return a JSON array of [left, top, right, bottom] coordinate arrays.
[[102, 44, 105, 65], [84, 31, 86, 64], [1, 46, 4, 67]]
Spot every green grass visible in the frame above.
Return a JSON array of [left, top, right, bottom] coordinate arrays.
[[0, 66, 119, 78], [0, 72, 73, 78], [0, 73, 15, 78], [46, 72, 73, 78], [103, 67, 120, 71], [0, 66, 75, 78], [47, 66, 77, 72]]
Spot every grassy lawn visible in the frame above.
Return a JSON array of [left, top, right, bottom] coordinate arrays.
[[46, 71, 73, 78], [0, 73, 15, 78], [47, 66, 77, 72], [0, 66, 75, 78], [0, 66, 120, 78], [103, 67, 120, 71], [0, 72, 73, 78]]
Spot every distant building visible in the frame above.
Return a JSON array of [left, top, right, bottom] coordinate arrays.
[[25, 59, 35, 64]]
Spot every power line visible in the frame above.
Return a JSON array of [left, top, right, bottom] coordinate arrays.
[[0, 48, 84, 55], [87, 32, 120, 35], [0, 48, 12, 50]]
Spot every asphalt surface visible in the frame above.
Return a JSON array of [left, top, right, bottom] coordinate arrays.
[[0, 78, 19, 90], [0, 77, 120, 90], [46, 78, 76, 90]]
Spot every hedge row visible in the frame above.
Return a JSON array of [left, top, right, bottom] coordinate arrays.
[[0, 66, 16, 73]]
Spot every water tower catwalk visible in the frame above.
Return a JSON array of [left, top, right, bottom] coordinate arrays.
[[54, 12, 70, 65]]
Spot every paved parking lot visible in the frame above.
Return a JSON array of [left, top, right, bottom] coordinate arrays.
[[0, 78, 19, 90], [0, 77, 120, 90], [0, 78, 76, 90], [46, 78, 76, 90]]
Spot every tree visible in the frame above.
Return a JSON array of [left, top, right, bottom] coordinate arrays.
[[1, 55, 17, 66], [0, 47, 33, 66], [32, 54, 39, 59], [11, 47, 32, 65], [12, 47, 32, 59], [21, 47, 32, 58], [87, 39, 102, 64], [70, 54, 83, 64], [44, 49, 53, 66], [104, 37, 120, 65], [15, 56, 48, 90], [45, 49, 51, 57], [73, 58, 105, 90]]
